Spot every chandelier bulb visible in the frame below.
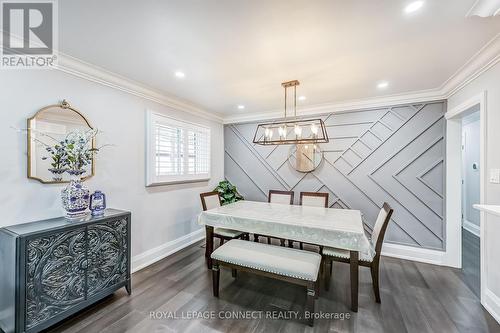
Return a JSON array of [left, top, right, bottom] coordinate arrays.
[[294, 124, 302, 136], [311, 123, 318, 135]]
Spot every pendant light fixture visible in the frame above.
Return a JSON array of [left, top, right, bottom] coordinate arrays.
[[253, 80, 329, 145]]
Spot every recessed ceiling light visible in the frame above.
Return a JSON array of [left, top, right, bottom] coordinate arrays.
[[237, 105, 245, 110], [298, 96, 307, 101], [405, 1, 424, 14], [174, 71, 185, 78], [377, 81, 389, 89]]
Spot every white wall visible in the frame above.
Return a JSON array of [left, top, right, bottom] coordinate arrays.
[[0, 69, 224, 271], [448, 61, 500, 322], [462, 112, 481, 229]]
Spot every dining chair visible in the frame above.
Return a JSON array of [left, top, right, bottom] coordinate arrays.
[[322, 202, 393, 303], [289, 192, 330, 249], [300, 191, 329, 208], [200, 192, 249, 256], [254, 190, 294, 246]]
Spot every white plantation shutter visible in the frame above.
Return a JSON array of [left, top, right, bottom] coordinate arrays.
[[147, 111, 210, 186], [187, 128, 210, 175], [156, 124, 184, 176]]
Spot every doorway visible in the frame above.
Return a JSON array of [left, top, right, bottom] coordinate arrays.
[[445, 91, 486, 303], [461, 108, 481, 297]]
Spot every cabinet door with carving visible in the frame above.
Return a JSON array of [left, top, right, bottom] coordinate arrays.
[[25, 228, 87, 330], [87, 218, 128, 296]]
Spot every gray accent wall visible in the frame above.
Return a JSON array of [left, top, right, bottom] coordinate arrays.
[[224, 101, 446, 250]]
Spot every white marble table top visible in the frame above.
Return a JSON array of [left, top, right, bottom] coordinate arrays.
[[198, 200, 373, 256]]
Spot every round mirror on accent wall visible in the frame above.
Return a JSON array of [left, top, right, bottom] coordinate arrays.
[[27, 100, 96, 184], [288, 144, 323, 173]]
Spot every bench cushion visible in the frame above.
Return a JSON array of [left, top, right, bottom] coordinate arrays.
[[211, 239, 321, 281]]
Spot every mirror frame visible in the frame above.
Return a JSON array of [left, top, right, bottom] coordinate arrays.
[[288, 144, 324, 173], [27, 100, 96, 184]]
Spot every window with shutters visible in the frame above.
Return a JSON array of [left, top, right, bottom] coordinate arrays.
[[146, 111, 210, 185]]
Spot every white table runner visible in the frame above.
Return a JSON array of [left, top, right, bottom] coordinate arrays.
[[198, 200, 374, 257]]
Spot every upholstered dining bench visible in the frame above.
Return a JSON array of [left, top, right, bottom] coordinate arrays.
[[210, 239, 322, 326]]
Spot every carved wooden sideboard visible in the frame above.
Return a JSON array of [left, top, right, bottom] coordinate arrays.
[[0, 209, 131, 333]]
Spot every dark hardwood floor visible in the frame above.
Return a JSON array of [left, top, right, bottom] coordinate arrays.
[[459, 228, 481, 298], [46, 240, 500, 333]]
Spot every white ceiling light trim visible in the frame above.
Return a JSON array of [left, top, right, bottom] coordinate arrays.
[[377, 81, 389, 89], [405, 1, 424, 13], [466, 0, 500, 17]]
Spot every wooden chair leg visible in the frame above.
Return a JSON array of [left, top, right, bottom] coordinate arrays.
[[288, 240, 294, 248], [212, 262, 220, 297], [254, 234, 259, 242], [299, 242, 304, 250], [324, 259, 332, 291], [206, 226, 214, 269], [232, 269, 237, 278], [306, 281, 316, 327], [220, 238, 224, 246], [371, 262, 381, 303], [280, 239, 285, 247], [267, 237, 271, 244], [314, 280, 320, 299], [350, 251, 359, 312]]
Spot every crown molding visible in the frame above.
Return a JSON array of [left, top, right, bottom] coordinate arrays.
[[7, 29, 497, 125], [2, 31, 224, 123], [224, 33, 500, 124], [56, 53, 224, 123], [466, 0, 500, 17], [442, 33, 500, 98], [222, 89, 446, 124]]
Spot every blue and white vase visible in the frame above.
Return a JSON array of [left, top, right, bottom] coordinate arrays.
[[89, 190, 106, 216], [61, 171, 90, 219]]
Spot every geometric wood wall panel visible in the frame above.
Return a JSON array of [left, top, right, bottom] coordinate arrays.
[[224, 101, 446, 250]]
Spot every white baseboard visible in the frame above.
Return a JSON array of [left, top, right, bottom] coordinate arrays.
[[131, 234, 456, 273], [131, 229, 205, 273], [381, 242, 449, 266], [463, 220, 481, 237], [484, 288, 500, 324]]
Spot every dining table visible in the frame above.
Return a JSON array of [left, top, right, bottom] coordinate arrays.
[[198, 200, 374, 312]]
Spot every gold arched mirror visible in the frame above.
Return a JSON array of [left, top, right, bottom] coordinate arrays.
[[27, 100, 95, 183]]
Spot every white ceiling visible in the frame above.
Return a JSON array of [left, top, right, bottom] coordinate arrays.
[[59, 0, 500, 116]]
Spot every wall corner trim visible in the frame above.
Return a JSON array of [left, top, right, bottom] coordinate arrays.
[[131, 228, 205, 273]]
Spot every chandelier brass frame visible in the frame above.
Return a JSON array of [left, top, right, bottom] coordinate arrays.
[[253, 80, 329, 145]]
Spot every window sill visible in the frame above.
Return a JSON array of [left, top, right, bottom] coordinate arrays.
[[146, 178, 210, 187]]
